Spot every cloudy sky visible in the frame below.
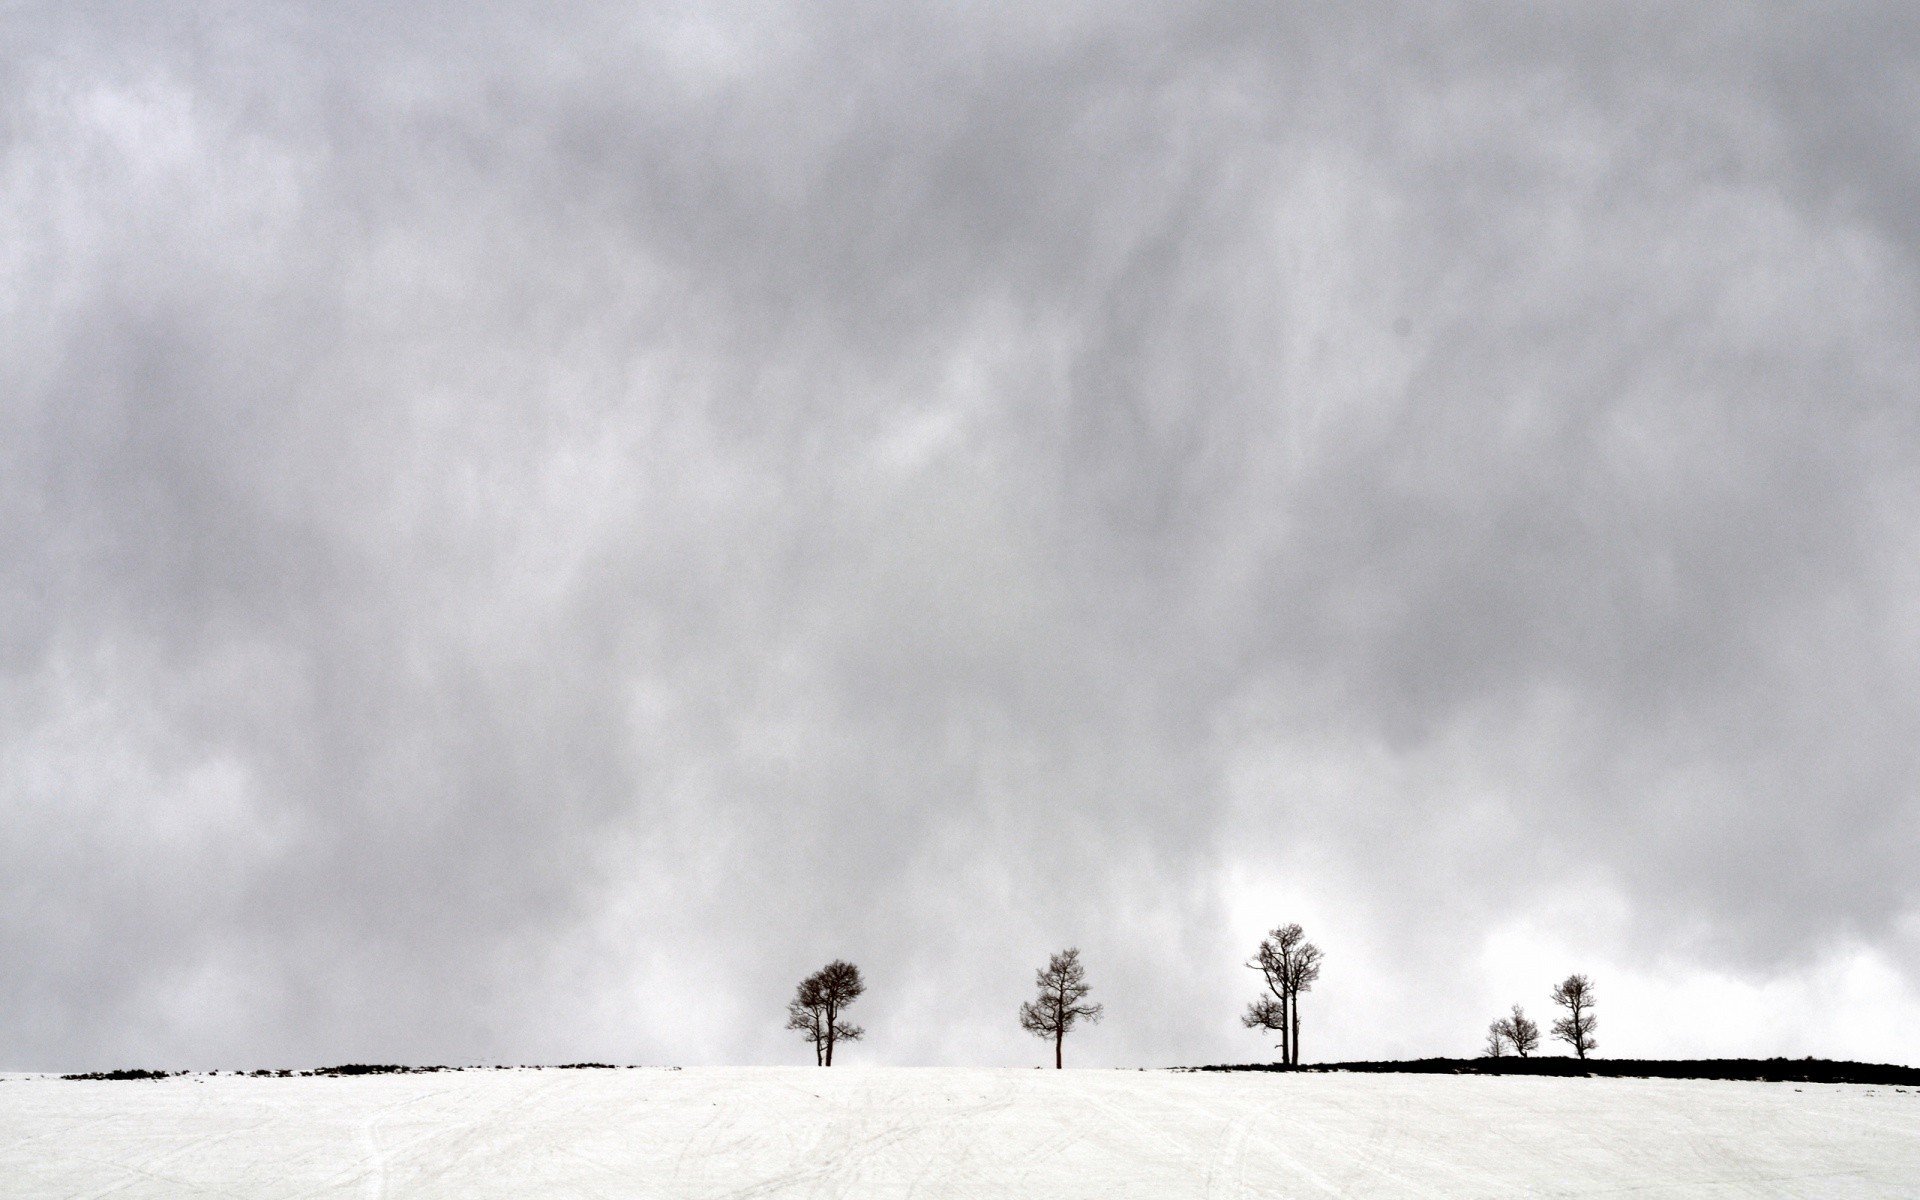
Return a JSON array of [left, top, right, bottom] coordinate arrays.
[[4, 2, 1919, 1072]]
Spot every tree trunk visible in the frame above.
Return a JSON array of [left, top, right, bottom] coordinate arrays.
[[1290, 996, 1301, 1066], [1280, 990, 1290, 1067], [1054, 1030, 1062, 1069]]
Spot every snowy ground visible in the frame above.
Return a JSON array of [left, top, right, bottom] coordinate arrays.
[[3, 1066, 1916, 1197]]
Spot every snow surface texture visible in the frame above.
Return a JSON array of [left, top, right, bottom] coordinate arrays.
[[3, 1067, 1915, 1197]]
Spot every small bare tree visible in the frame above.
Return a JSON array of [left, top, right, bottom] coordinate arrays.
[[1505, 1004, 1541, 1057], [1020, 948, 1103, 1068], [1549, 974, 1596, 1060], [785, 960, 866, 1066], [1489, 1003, 1540, 1058]]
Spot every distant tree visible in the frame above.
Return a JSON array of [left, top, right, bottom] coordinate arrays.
[[1489, 1003, 1540, 1058], [1505, 1004, 1540, 1057], [1242, 924, 1322, 1066], [1020, 948, 1103, 1068], [1549, 974, 1597, 1060], [785, 960, 866, 1066]]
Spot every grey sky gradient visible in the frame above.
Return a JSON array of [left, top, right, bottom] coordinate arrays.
[[4, 2, 1919, 1070]]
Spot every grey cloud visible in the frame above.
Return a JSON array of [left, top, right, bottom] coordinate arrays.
[[3, 2, 1918, 1070]]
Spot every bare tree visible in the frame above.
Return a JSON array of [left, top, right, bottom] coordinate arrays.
[[1489, 1003, 1540, 1058], [1548, 974, 1597, 1060], [1244, 926, 1296, 1064], [785, 960, 866, 1066], [1505, 1004, 1541, 1057], [1243, 926, 1296, 1064], [1019, 948, 1103, 1068], [1484, 1019, 1508, 1058], [1242, 924, 1322, 1066]]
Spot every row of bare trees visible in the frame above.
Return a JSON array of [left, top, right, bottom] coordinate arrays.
[[786, 944, 1599, 1070], [785, 950, 1108, 1068], [1484, 974, 1598, 1059], [786, 926, 1327, 1069]]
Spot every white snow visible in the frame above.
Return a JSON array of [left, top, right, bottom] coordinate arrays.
[[2, 1066, 1916, 1197]]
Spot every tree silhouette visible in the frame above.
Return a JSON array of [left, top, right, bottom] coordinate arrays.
[[1505, 1004, 1541, 1057], [1243, 924, 1325, 1066], [1549, 974, 1597, 1060], [785, 960, 866, 1066], [1489, 1003, 1540, 1058], [1243, 926, 1299, 1065], [1019, 948, 1103, 1068]]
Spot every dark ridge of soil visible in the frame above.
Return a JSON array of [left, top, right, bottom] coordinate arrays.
[[57, 1062, 657, 1080], [1184, 1057, 1920, 1087], [307, 1064, 453, 1076]]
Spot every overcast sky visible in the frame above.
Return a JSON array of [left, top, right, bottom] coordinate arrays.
[[4, 2, 1919, 1072]]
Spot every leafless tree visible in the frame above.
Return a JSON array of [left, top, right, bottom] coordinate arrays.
[[785, 960, 866, 1066], [1019, 948, 1103, 1068], [1549, 974, 1597, 1060], [1489, 1003, 1540, 1058], [1243, 924, 1322, 1066], [1505, 1004, 1541, 1057], [1484, 1019, 1508, 1057]]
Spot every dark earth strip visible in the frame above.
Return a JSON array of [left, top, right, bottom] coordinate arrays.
[[1185, 1058, 1920, 1086]]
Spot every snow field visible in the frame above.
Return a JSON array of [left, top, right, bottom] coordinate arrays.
[[2, 1066, 1915, 1198]]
